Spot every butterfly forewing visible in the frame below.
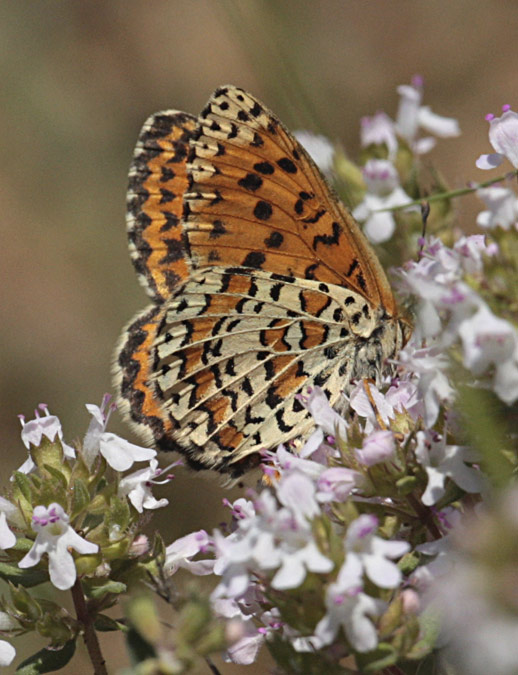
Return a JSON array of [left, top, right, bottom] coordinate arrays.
[[126, 111, 197, 301], [184, 85, 396, 312]]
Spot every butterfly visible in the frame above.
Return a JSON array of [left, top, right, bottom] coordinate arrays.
[[114, 85, 410, 477]]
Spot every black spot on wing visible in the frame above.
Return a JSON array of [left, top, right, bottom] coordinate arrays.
[[264, 231, 284, 249], [254, 161, 274, 175], [253, 200, 273, 221], [277, 157, 297, 174], [238, 173, 263, 192], [242, 251, 266, 268], [312, 221, 341, 250], [209, 219, 227, 238]]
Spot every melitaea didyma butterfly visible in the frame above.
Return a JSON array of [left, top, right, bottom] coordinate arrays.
[[114, 86, 410, 477]]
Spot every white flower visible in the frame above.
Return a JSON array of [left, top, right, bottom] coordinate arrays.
[[345, 514, 409, 589], [385, 379, 424, 422], [214, 596, 271, 665], [360, 111, 398, 159], [0, 613, 17, 665], [395, 237, 481, 343], [277, 472, 320, 524], [298, 386, 347, 458], [356, 430, 395, 467], [212, 496, 279, 599], [395, 344, 454, 426], [303, 386, 348, 437], [396, 76, 459, 153], [265, 443, 326, 482], [353, 159, 413, 243], [83, 397, 155, 470], [0, 512, 16, 550], [453, 234, 498, 275], [415, 431, 485, 506], [417, 106, 461, 138], [212, 480, 333, 598], [18, 503, 98, 590], [164, 530, 214, 576], [271, 537, 333, 591], [225, 626, 264, 665], [349, 380, 395, 433], [17, 404, 75, 474], [458, 301, 518, 404], [0, 497, 25, 529], [476, 185, 518, 230], [293, 131, 335, 173], [118, 458, 175, 512], [314, 555, 385, 652], [476, 106, 518, 170], [411, 532, 456, 591], [271, 473, 333, 589], [457, 303, 518, 404], [316, 467, 361, 503], [0, 639, 16, 667]]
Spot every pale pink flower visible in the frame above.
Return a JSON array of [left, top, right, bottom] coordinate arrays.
[[476, 105, 518, 170], [18, 503, 98, 590]]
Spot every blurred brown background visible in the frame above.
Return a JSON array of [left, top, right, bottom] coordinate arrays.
[[1, 1, 517, 671]]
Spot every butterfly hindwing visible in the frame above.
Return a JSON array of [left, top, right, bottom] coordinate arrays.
[[145, 266, 380, 473]]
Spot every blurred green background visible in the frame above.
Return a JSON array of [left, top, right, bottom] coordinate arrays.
[[1, 1, 517, 671]]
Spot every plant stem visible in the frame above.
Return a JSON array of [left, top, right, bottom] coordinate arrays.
[[71, 578, 108, 675], [407, 494, 442, 539], [379, 169, 518, 213]]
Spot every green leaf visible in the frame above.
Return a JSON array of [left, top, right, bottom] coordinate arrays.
[[125, 627, 156, 666], [16, 639, 76, 674], [30, 437, 66, 475], [398, 551, 420, 576], [0, 561, 48, 588], [94, 613, 127, 632], [70, 478, 91, 519], [405, 608, 441, 660], [38, 483, 67, 511], [395, 653, 444, 675], [12, 472, 33, 504], [456, 383, 516, 487], [83, 579, 126, 600], [127, 594, 162, 644], [10, 584, 42, 620], [267, 634, 356, 674], [355, 643, 398, 672], [106, 495, 130, 533], [41, 465, 68, 489], [396, 475, 419, 495]]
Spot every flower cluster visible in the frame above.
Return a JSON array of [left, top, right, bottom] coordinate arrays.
[[0, 396, 177, 669], [2, 79, 518, 674], [354, 75, 459, 244], [154, 84, 518, 674], [397, 234, 518, 406]]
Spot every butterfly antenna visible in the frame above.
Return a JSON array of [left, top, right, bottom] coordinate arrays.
[[205, 657, 222, 675], [418, 201, 430, 259]]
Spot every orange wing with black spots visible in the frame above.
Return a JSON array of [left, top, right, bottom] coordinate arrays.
[[184, 86, 397, 315], [126, 111, 196, 301]]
